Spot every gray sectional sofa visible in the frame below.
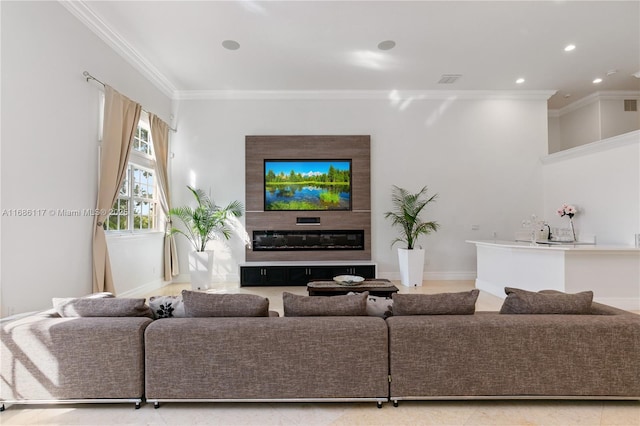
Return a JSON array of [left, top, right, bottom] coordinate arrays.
[[1, 310, 151, 409], [1, 289, 639, 412], [144, 316, 389, 407]]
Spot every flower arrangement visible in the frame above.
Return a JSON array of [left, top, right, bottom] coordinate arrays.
[[557, 204, 577, 218], [557, 203, 577, 241]]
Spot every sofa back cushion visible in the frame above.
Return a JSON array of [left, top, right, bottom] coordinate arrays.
[[53, 297, 153, 318], [182, 290, 269, 317], [283, 292, 368, 316], [392, 290, 479, 315], [500, 287, 593, 314]]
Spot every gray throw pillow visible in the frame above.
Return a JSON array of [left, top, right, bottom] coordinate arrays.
[[149, 295, 186, 319], [182, 290, 269, 317], [500, 287, 593, 314], [283, 291, 368, 316], [53, 297, 153, 318], [392, 290, 479, 315]]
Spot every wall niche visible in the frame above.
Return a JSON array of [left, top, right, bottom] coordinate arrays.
[[245, 135, 371, 262]]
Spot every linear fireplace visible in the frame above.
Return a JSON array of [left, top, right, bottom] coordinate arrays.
[[252, 230, 364, 251]]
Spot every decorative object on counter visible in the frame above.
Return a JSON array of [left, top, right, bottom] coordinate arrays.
[[333, 275, 365, 286], [557, 203, 577, 242], [384, 185, 439, 287]]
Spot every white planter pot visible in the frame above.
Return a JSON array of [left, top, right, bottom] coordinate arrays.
[[189, 250, 214, 290], [398, 248, 425, 287]]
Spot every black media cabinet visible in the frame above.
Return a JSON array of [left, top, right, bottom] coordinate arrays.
[[240, 263, 376, 287]]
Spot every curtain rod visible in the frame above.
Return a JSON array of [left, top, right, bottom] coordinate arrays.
[[83, 71, 177, 132]]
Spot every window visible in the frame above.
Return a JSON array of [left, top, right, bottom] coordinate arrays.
[[104, 116, 159, 232]]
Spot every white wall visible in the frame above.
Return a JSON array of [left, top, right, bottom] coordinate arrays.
[[600, 98, 640, 140], [549, 93, 640, 154], [1, 2, 171, 315], [171, 96, 549, 281], [542, 131, 640, 246], [558, 101, 601, 151]]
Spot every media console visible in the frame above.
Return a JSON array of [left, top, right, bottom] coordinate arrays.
[[240, 262, 376, 287]]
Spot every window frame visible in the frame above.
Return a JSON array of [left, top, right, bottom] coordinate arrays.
[[104, 113, 160, 234]]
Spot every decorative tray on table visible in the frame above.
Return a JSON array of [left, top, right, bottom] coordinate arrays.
[[333, 275, 365, 286]]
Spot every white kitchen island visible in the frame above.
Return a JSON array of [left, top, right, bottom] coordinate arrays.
[[467, 240, 640, 310]]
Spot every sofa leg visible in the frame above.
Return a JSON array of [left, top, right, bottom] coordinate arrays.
[[0, 404, 4, 412], [135, 402, 141, 410], [376, 401, 383, 409], [154, 402, 160, 409], [393, 400, 399, 407]]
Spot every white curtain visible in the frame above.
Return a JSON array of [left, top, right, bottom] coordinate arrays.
[[92, 86, 141, 293], [149, 114, 179, 280]]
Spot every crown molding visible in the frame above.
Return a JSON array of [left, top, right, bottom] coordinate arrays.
[[59, 0, 177, 98], [174, 89, 557, 101]]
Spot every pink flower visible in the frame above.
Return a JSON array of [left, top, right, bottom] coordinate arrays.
[[557, 203, 577, 218]]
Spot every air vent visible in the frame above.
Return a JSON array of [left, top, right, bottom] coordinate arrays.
[[438, 74, 462, 84], [624, 99, 638, 112]]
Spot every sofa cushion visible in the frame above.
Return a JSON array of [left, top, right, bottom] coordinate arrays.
[[500, 287, 593, 314], [52, 297, 153, 318], [182, 290, 269, 317], [283, 292, 368, 316], [149, 295, 186, 319], [392, 290, 479, 315]]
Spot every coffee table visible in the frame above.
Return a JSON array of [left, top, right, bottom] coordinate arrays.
[[306, 279, 398, 297]]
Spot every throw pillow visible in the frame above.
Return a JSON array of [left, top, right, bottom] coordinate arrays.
[[348, 292, 393, 319], [283, 292, 368, 317], [53, 297, 153, 318], [392, 290, 479, 315], [500, 287, 593, 314], [149, 295, 186, 319], [182, 290, 269, 317]]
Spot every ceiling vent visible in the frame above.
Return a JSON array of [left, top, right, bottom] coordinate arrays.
[[438, 74, 462, 84], [624, 99, 638, 112]]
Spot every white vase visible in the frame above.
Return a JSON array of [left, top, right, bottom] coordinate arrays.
[[189, 250, 214, 290], [398, 248, 425, 287]]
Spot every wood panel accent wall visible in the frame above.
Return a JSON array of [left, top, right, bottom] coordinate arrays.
[[245, 135, 371, 261]]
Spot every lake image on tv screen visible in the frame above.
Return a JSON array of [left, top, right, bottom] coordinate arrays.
[[265, 161, 351, 210]]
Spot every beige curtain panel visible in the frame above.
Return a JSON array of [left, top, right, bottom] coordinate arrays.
[[149, 113, 179, 281], [93, 86, 142, 293]]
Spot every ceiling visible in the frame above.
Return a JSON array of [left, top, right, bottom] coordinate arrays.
[[65, 1, 640, 109]]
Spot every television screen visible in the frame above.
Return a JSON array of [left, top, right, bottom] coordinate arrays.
[[264, 160, 351, 211]]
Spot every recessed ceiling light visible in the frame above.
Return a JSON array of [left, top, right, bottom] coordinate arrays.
[[222, 40, 240, 50], [377, 40, 396, 51], [593, 78, 603, 84], [516, 78, 525, 84], [606, 69, 618, 76], [564, 44, 576, 52]]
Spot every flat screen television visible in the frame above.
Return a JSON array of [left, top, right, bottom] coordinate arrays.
[[264, 159, 352, 211]]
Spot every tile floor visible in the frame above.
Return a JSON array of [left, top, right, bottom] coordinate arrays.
[[2, 280, 639, 426]]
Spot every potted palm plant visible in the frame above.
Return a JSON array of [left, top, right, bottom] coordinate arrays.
[[170, 186, 244, 290], [384, 185, 439, 286]]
